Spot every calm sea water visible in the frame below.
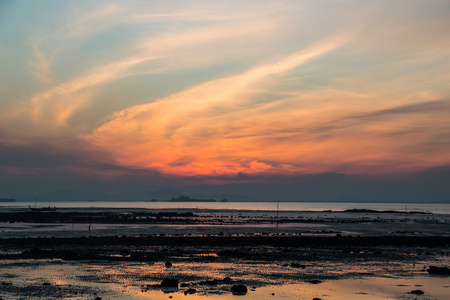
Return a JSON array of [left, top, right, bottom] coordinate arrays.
[[2, 201, 450, 213]]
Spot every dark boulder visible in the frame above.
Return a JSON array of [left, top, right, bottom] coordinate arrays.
[[308, 280, 322, 284], [165, 261, 172, 267], [231, 284, 248, 295], [427, 266, 450, 275], [161, 279, 179, 288], [409, 290, 424, 295]]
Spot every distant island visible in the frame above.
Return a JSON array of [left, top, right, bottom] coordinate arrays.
[[167, 195, 227, 202], [0, 198, 16, 202]]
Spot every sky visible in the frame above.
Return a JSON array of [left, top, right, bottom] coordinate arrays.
[[1, 1, 450, 199]]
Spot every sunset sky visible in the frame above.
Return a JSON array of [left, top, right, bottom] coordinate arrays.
[[1, 1, 450, 198]]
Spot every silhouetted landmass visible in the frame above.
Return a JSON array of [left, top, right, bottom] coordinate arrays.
[[0, 198, 16, 202], [169, 196, 217, 202]]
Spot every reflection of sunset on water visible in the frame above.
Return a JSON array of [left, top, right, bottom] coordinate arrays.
[[2, 259, 449, 299]]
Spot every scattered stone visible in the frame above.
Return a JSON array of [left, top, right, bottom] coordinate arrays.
[[231, 284, 248, 295], [223, 277, 232, 283], [161, 279, 179, 288], [42, 282, 51, 286], [180, 283, 190, 287], [184, 288, 196, 295], [427, 266, 450, 275], [94, 297, 102, 300], [313, 298, 323, 300], [165, 261, 172, 268], [409, 290, 424, 295], [308, 280, 322, 284]]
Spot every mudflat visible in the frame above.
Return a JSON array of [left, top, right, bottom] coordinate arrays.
[[0, 208, 449, 299]]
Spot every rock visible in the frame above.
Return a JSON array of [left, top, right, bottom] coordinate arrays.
[[427, 266, 450, 275], [313, 298, 323, 300], [223, 277, 232, 283], [161, 279, 179, 288], [308, 280, 322, 284], [231, 284, 248, 295], [184, 288, 196, 295], [165, 261, 172, 268], [409, 290, 424, 295], [42, 282, 51, 286], [290, 263, 306, 268], [180, 283, 190, 287]]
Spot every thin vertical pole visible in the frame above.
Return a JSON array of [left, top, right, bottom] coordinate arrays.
[[276, 200, 279, 229], [88, 206, 92, 232], [405, 205, 408, 229]]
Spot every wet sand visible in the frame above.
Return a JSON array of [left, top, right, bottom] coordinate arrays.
[[0, 208, 449, 299]]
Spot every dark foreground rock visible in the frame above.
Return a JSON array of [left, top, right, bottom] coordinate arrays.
[[161, 279, 179, 288], [409, 289, 424, 295], [427, 266, 450, 275], [308, 280, 322, 284], [231, 284, 248, 295]]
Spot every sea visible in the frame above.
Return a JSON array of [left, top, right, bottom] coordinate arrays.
[[2, 201, 450, 213]]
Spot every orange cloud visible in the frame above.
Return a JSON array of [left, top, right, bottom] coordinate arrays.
[[86, 37, 361, 176]]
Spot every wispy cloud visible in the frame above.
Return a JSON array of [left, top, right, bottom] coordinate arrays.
[[88, 36, 347, 176], [27, 37, 53, 85], [29, 55, 157, 126], [25, 11, 286, 128]]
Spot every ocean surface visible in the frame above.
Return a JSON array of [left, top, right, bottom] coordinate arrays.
[[2, 201, 450, 213]]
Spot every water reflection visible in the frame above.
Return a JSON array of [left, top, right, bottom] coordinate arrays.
[[1, 259, 449, 299]]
